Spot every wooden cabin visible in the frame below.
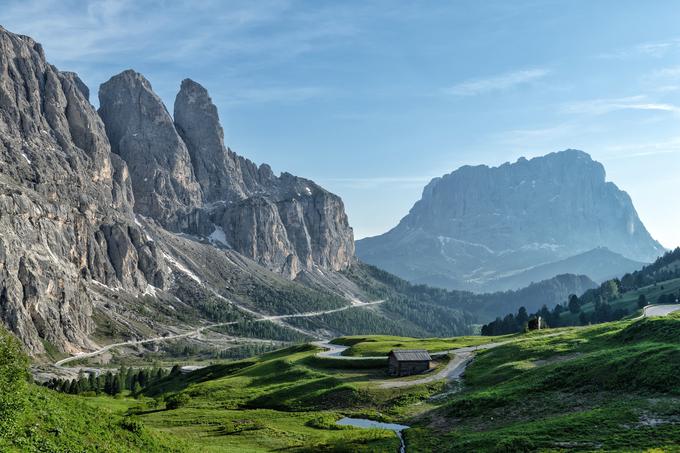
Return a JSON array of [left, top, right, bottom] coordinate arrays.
[[388, 349, 432, 376]]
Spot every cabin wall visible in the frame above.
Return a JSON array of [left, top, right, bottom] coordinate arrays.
[[389, 359, 430, 376], [388, 355, 399, 376]]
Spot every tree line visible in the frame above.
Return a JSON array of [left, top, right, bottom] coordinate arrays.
[[482, 248, 680, 336], [43, 365, 181, 396]]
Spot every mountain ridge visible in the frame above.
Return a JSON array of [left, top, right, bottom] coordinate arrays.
[[357, 150, 664, 291], [98, 69, 356, 278]]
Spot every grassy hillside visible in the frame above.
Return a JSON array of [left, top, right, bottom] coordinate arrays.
[[82, 344, 445, 452], [408, 314, 680, 451], [0, 327, 180, 452], [12, 311, 679, 451], [134, 314, 680, 451], [332, 335, 507, 357], [575, 276, 680, 317]]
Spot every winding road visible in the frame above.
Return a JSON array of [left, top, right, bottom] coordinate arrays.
[[641, 304, 680, 318], [55, 299, 385, 367], [378, 342, 505, 389], [56, 295, 678, 372], [313, 338, 536, 388], [54, 239, 389, 369]]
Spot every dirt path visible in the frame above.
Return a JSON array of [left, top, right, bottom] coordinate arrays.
[[55, 299, 385, 367], [313, 332, 568, 389], [641, 304, 680, 318], [376, 341, 511, 389], [315, 304, 680, 389], [312, 341, 352, 358]]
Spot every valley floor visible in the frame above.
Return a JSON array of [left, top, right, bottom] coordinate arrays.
[[5, 307, 679, 452]]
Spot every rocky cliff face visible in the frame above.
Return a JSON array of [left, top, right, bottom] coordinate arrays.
[[0, 26, 355, 355], [98, 71, 204, 229], [99, 73, 355, 277], [173, 78, 249, 202], [357, 150, 664, 292], [0, 27, 168, 354]]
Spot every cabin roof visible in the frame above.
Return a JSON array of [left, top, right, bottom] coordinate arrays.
[[389, 349, 431, 361]]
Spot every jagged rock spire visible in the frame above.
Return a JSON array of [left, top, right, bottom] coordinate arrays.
[[99, 70, 203, 229]]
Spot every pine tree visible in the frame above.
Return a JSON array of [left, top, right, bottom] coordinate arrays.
[[104, 372, 114, 395], [118, 366, 128, 391], [638, 294, 647, 309], [88, 372, 97, 393], [568, 295, 580, 313], [516, 307, 529, 325], [112, 375, 122, 395]]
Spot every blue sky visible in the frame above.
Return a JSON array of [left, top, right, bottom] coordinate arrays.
[[4, 0, 680, 247]]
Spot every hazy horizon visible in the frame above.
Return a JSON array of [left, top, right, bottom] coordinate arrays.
[[4, 0, 680, 248]]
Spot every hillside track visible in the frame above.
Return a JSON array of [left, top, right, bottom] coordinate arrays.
[[55, 299, 385, 367]]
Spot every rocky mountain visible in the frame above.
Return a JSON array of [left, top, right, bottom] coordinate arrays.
[[357, 150, 664, 292], [98, 70, 203, 229], [0, 27, 169, 355], [98, 71, 355, 278], [0, 26, 472, 361]]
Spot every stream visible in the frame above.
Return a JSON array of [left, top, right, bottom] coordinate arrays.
[[336, 417, 410, 453]]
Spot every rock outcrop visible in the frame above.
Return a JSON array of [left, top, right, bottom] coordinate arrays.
[[357, 150, 664, 291], [0, 26, 355, 354], [173, 78, 249, 202], [100, 74, 355, 277], [0, 28, 167, 354], [98, 70, 203, 229]]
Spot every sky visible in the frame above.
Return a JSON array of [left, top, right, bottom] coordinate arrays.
[[3, 0, 680, 247]]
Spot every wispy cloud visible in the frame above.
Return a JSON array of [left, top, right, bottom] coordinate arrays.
[[598, 38, 680, 60], [648, 66, 680, 79], [561, 96, 680, 115], [502, 124, 574, 139], [642, 65, 680, 92], [2, 0, 358, 74], [496, 123, 577, 147], [2, 0, 165, 62], [601, 138, 680, 159], [2, 0, 360, 106], [444, 68, 549, 96]]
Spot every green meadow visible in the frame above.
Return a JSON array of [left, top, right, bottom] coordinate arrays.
[[3, 311, 679, 452], [332, 334, 508, 357]]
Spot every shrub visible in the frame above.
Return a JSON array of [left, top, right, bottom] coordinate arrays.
[[493, 436, 536, 452], [165, 393, 191, 410], [306, 414, 344, 430], [120, 417, 145, 434]]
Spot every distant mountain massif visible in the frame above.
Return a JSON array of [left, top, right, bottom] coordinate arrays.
[[357, 150, 664, 292]]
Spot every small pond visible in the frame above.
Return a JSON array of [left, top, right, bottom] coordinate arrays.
[[336, 417, 410, 453]]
